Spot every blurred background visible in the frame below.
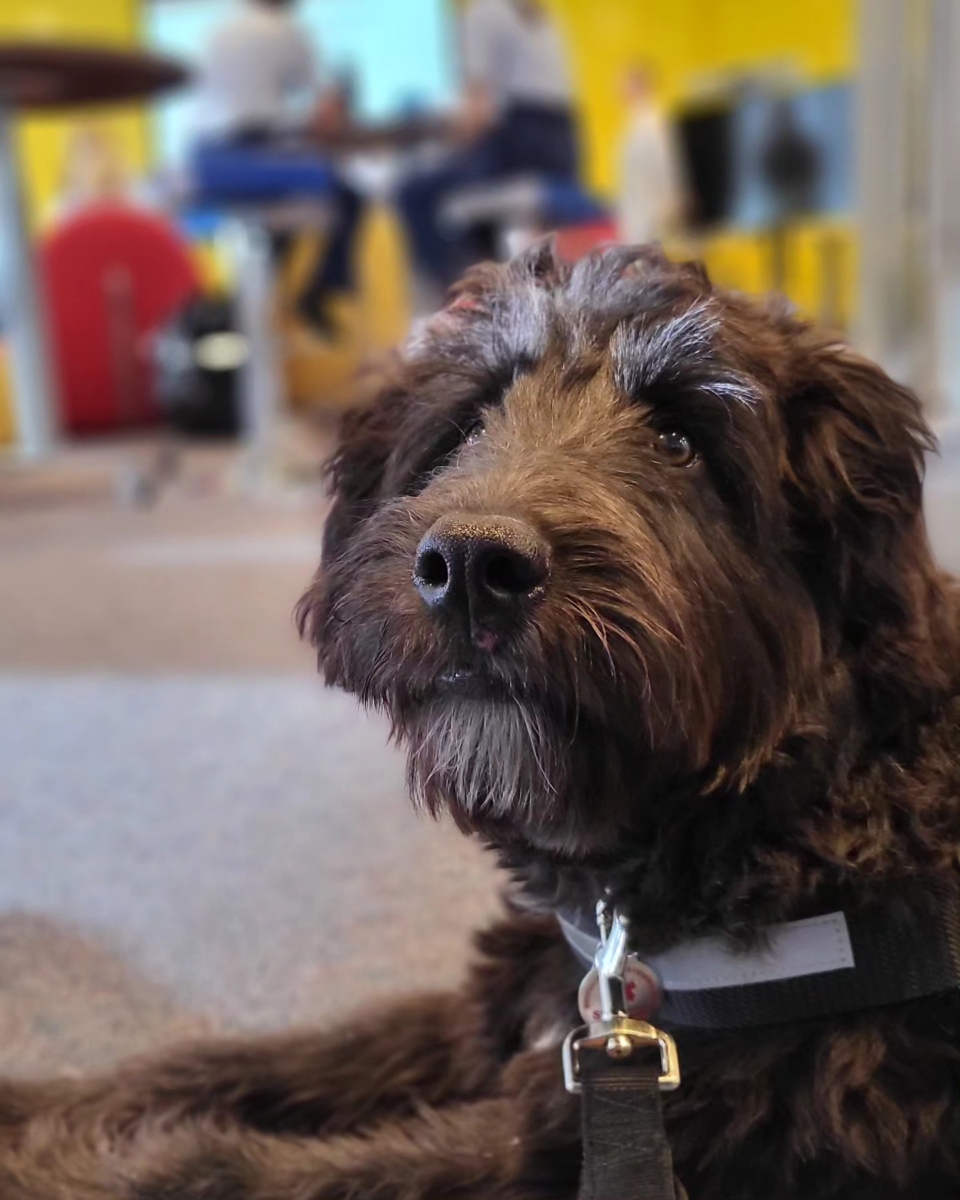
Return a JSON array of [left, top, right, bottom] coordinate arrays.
[[0, 0, 956, 1079]]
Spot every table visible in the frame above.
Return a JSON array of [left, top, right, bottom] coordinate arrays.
[[311, 113, 454, 154], [0, 43, 188, 457]]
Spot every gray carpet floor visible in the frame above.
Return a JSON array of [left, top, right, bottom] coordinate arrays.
[[0, 445, 500, 1078], [0, 676, 499, 1076], [0, 435, 955, 1080]]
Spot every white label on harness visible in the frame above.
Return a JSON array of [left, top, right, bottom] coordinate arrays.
[[645, 912, 855, 992]]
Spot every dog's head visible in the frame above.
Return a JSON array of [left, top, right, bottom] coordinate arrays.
[[299, 245, 952, 858]]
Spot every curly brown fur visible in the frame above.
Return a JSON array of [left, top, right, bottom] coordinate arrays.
[[0, 244, 957, 1199]]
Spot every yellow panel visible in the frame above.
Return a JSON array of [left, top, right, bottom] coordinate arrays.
[[283, 205, 412, 411], [784, 220, 856, 328], [536, 0, 856, 326], [698, 0, 856, 80], [696, 231, 771, 297], [542, 0, 854, 194]]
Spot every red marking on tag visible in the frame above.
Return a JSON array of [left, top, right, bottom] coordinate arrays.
[[577, 959, 662, 1024]]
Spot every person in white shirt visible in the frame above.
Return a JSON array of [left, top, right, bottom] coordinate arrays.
[[618, 64, 687, 246], [193, 0, 363, 339], [396, 0, 580, 291], [194, 0, 318, 141]]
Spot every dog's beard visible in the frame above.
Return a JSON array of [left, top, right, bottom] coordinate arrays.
[[398, 696, 586, 850]]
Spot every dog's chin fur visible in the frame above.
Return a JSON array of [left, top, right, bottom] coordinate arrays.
[[399, 696, 613, 855], [407, 698, 555, 825]]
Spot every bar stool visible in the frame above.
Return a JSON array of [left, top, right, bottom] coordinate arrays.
[[183, 140, 336, 490], [180, 198, 331, 490], [439, 174, 609, 260]]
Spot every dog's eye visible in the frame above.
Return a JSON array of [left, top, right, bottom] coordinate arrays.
[[463, 420, 485, 447], [656, 429, 697, 467]]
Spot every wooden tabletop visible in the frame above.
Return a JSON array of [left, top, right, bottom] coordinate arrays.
[[0, 42, 188, 110], [312, 113, 454, 153]]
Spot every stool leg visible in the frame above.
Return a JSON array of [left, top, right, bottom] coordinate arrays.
[[229, 218, 283, 485]]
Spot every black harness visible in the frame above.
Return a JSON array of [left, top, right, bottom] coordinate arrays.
[[558, 876, 960, 1200]]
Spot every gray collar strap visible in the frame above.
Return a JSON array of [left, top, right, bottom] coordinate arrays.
[[557, 875, 960, 1030]]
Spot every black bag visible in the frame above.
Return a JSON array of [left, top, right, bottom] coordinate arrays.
[[153, 295, 244, 437]]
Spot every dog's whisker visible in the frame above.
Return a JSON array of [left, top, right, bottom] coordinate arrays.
[[573, 600, 618, 683], [513, 696, 558, 800]]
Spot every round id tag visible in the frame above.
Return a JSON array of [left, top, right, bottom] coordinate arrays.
[[577, 957, 662, 1023]]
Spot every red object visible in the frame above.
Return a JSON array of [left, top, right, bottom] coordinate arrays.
[[40, 204, 201, 434], [554, 219, 620, 263]]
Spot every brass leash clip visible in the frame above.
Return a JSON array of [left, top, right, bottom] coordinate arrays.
[[563, 902, 680, 1094]]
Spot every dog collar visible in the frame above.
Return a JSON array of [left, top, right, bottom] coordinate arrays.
[[557, 874, 960, 1029]]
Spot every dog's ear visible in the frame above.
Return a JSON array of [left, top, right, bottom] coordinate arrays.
[[783, 340, 951, 718], [321, 377, 409, 562]]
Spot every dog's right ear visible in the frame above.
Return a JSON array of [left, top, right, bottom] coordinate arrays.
[[321, 379, 408, 562]]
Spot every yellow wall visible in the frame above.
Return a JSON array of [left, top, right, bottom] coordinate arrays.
[[545, 0, 855, 195], [541, 0, 856, 325]]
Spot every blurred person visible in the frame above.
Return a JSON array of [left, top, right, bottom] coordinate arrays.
[[396, 0, 579, 297], [193, 0, 364, 339], [618, 63, 687, 246]]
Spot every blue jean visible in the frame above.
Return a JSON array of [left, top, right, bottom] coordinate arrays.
[[396, 103, 579, 288]]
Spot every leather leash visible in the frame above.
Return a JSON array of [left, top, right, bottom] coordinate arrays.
[[563, 902, 679, 1200]]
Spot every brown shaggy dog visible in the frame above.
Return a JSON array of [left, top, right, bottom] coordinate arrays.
[[0, 245, 958, 1200]]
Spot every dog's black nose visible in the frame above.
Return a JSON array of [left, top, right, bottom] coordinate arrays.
[[413, 514, 549, 640]]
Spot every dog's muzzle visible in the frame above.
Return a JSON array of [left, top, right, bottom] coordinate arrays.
[[413, 513, 549, 651]]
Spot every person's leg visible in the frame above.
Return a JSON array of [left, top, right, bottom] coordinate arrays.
[[494, 106, 587, 243], [395, 134, 503, 292], [196, 138, 363, 338], [543, 110, 580, 182], [396, 161, 467, 292], [296, 177, 365, 337], [501, 106, 580, 182], [269, 228, 294, 266], [314, 179, 363, 294]]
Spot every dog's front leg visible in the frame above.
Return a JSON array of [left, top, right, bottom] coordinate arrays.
[[128, 1051, 581, 1200], [0, 990, 498, 1176]]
